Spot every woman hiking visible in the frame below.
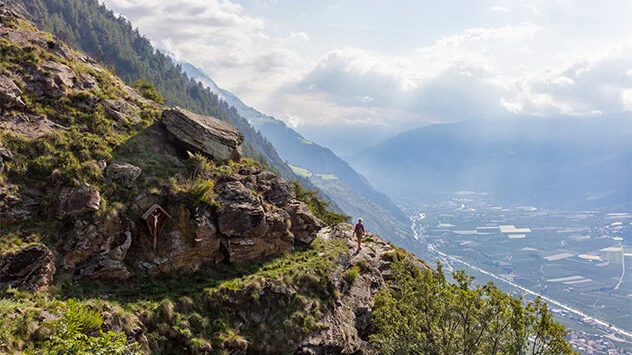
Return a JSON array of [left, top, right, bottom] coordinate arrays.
[[353, 218, 365, 252]]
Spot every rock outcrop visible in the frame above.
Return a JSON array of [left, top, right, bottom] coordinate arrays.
[[0, 184, 40, 224], [0, 147, 12, 173], [293, 224, 425, 355], [54, 184, 101, 219], [0, 75, 26, 109], [162, 107, 244, 162], [284, 201, 326, 244], [0, 244, 55, 291], [105, 162, 142, 187], [73, 253, 132, 280], [130, 164, 321, 274]]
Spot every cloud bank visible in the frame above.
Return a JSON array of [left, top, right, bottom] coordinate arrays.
[[102, 0, 632, 147]]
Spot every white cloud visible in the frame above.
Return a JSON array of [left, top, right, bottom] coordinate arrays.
[[102, 0, 632, 143], [102, 0, 308, 103], [425, 22, 542, 48], [285, 113, 302, 128], [502, 46, 632, 116], [524, 2, 542, 16], [489, 6, 512, 12]]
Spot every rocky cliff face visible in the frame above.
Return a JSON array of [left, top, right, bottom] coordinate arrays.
[[0, 4, 324, 289]]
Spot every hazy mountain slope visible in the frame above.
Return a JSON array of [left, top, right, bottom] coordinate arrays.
[[181, 64, 414, 242], [353, 117, 632, 210]]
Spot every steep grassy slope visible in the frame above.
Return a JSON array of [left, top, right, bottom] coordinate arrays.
[[0, 7, 354, 352], [6, 0, 308, 185]]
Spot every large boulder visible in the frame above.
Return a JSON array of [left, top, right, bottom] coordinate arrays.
[[54, 184, 101, 219], [216, 180, 293, 263], [216, 181, 268, 238], [255, 170, 294, 207], [284, 201, 326, 244], [0, 244, 55, 291], [0, 75, 25, 109], [162, 107, 244, 162], [106, 162, 142, 188], [73, 253, 131, 280]]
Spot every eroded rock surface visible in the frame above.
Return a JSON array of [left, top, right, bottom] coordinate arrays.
[[73, 253, 131, 280], [106, 162, 142, 187], [0, 75, 25, 109], [284, 201, 326, 244], [0, 244, 55, 291], [162, 107, 244, 162], [0, 185, 39, 224], [293, 224, 427, 355], [54, 184, 101, 219], [216, 177, 294, 263], [41, 61, 75, 88]]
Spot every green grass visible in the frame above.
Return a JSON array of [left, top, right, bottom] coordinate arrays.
[[0, 289, 141, 354], [288, 165, 338, 181], [0, 237, 348, 353], [343, 266, 361, 284], [289, 165, 313, 177]]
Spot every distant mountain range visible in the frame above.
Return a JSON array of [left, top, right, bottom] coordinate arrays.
[[352, 117, 632, 210], [181, 63, 414, 244]]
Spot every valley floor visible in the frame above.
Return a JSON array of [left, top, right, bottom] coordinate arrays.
[[399, 194, 632, 354]]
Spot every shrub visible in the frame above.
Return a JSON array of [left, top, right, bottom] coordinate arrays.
[[288, 180, 350, 226], [132, 79, 165, 104], [343, 266, 360, 284]]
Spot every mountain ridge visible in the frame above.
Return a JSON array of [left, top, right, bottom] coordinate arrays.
[[353, 116, 632, 210]]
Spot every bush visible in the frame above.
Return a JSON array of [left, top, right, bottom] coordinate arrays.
[[42, 329, 141, 355], [288, 181, 350, 225], [132, 79, 165, 104], [343, 266, 360, 284]]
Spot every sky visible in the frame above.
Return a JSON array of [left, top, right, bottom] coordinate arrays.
[[102, 0, 632, 154]]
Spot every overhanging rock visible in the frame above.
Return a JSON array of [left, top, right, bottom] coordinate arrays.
[[162, 107, 244, 162]]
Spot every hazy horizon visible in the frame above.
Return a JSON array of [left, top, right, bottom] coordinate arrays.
[[102, 0, 632, 154]]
